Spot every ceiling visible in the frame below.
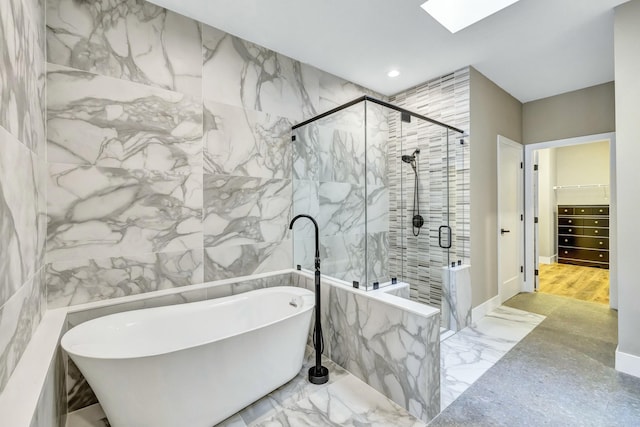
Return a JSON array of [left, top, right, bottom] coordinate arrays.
[[148, 0, 628, 103]]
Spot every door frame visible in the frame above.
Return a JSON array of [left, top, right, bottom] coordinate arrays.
[[497, 135, 525, 302], [523, 132, 617, 309]]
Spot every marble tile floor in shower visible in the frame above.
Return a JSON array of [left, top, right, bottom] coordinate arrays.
[[65, 347, 426, 427]]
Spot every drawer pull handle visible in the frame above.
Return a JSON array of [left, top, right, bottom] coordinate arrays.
[[568, 220, 572, 223], [594, 221, 598, 224], [581, 209, 585, 212], [595, 230, 599, 234], [599, 209, 603, 212], [564, 251, 568, 254], [569, 229, 572, 232], [599, 242, 603, 245], [599, 254, 604, 258], [565, 239, 569, 243]]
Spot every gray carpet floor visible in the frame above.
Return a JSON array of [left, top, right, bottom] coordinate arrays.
[[430, 292, 640, 426]]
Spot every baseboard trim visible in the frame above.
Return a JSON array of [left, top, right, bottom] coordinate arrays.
[[538, 255, 556, 265], [472, 295, 501, 324], [616, 347, 640, 378]]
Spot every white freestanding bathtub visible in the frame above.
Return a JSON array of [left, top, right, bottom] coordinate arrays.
[[61, 286, 315, 427]]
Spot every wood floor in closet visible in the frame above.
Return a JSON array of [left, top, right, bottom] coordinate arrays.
[[538, 262, 609, 305]]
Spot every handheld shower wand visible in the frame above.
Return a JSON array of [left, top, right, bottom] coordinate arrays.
[[401, 149, 424, 236]]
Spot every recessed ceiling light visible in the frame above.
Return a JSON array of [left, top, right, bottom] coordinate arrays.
[[421, 0, 521, 33], [388, 70, 400, 78]]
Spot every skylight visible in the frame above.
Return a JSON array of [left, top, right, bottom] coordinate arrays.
[[420, 0, 521, 33]]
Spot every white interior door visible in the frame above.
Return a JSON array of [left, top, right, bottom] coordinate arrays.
[[498, 136, 524, 303]]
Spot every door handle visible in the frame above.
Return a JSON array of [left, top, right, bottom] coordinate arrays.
[[500, 228, 511, 234]]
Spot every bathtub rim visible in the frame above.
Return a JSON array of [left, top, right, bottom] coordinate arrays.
[[61, 286, 314, 361]]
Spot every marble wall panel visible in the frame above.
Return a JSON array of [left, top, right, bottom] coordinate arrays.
[[320, 233, 366, 285], [0, 268, 44, 393], [292, 180, 319, 242], [0, 127, 41, 307], [203, 240, 291, 282], [203, 174, 291, 247], [293, 124, 319, 181], [46, 0, 202, 98], [326, 285, 440, 422], [318, 126, 365, 185], [318, 72, 373, 112], [202, 25, 318, 121], [367, 231, 389, 285], [203, 100, 292, 179], [46, 164, 203, 262], [47, 64, 203, 173], [0, 0, 46, 155], [291, 271, 440, 423], [318, 182, 365, 237], [367, 184, 389, 234], [46, 249, 204, 309]]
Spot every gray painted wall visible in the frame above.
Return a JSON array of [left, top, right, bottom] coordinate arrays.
[[469, 67, 523, 308], [614, 0, 640, 363], [523, 82, 615, 145]]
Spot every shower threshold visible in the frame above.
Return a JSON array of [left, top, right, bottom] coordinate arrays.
[[440, 327, 455, 342]]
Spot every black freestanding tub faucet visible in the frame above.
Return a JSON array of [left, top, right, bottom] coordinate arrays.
[[289, 214, 329, 384]]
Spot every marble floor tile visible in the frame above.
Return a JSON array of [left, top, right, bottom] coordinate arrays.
[[252, 375, 426, 427], [440, 305, 545, 410]]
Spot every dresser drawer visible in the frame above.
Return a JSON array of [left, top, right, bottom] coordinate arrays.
[[583, 227, 609, 237], [558, 217, 583, 226], [592, 206, 609, 215], [574, 207, 592, 215], [558, 248, 609, 262], [559, 226, 582, 235], [559, 236, 609, 249], [558, 206, 574, 215], [583, 218, 609, 227]]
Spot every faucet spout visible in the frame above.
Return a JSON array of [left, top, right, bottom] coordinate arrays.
[[289, 214, 328, 384], [289, 214, 320, 266]]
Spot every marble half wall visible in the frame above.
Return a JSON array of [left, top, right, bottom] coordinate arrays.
[[292, 271, 441, 423], [0, 0, 47, 393], [44, 0, 384, 308]]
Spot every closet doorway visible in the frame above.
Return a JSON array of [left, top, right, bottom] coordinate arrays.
[[524, 133, 617, 309]]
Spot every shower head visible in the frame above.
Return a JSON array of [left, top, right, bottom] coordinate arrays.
[[401, 155, 415, 164], [401, 149, 420, 168]]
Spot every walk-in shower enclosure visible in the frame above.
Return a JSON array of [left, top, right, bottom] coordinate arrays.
[[292, 96, 467, 313]]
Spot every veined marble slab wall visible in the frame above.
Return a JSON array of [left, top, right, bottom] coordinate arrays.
[[388, 69, 471, 310], [0, 0, 47, 393], [292, 99, 389, 288], [44, 0, 379, 308], [292, 272, 440, 423]]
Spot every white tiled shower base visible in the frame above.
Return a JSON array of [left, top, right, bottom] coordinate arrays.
[[66, 348, 426, 427], [66, 305, 544, 427]]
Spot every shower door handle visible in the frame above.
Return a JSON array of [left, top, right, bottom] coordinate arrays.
[[439, 225, 452, 249]]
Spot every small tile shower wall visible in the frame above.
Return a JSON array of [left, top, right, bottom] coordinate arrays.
[[0, 0, 47, 394], [44, 0, 378, 309], [387, 69, 471, 308], [292, 101, 389, 287]]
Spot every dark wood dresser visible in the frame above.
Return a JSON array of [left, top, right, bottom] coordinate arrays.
[[557, 205, 609, 269]]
